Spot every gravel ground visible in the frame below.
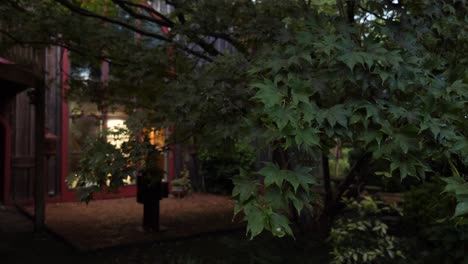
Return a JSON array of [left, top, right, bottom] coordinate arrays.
[[2, 194, 329, 264], [22, 193, 243, 251]]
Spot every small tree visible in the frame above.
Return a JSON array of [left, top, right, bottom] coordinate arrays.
[[71, 114, 166, 230], [233, 0, 468, 237]]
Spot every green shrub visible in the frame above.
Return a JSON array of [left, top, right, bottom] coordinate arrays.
[[401, 181, 468, 264], [420, 218, 468, 264], [199, 142, 256, 194], [328, 196, 405, 264], [402, 181, 455, 231], [171, 167, 191, 189]]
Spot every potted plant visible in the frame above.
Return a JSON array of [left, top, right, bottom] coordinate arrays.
[[171, 166, 191, 198]]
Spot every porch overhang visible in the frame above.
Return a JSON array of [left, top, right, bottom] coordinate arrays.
[[0, 57, 47, 232], [0, 61, 37, 98]]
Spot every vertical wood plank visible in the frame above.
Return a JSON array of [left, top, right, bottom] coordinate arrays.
[[34, 79, 46, 231]]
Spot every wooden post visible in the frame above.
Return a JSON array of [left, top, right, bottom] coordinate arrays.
[[34, 80, 46, 232]]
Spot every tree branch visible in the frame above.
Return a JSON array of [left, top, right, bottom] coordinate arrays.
[[208, 32, 248, 56], [53, 0, 171, 42], [114, 0, 174, 25], [189, 36, 221, 57], [170, 12, 221, 56], [52, 0, 214, 62], [358, 5, 388, 21], [111, 0, 174, 27]]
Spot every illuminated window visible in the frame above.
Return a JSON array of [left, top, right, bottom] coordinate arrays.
[[148, 128, 165, 148], [67, 58, 132, 188], [106, 118, 129, 149]]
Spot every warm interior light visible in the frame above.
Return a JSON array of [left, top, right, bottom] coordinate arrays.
[[106, 119, 128, 148], [148, 128, 165, 148]]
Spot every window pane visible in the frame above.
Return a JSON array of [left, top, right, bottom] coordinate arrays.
[[68, 117, 101, 188]]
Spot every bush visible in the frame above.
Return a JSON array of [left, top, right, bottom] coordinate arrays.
[[328, 196, 405, 264], [401, 181, 468, 264], [199, 142, 255, 194], [402, 181, 455, 231], [172, 166, 191, 187]]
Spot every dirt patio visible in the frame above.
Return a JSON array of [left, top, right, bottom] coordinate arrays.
[[22, 193, 243, 251]]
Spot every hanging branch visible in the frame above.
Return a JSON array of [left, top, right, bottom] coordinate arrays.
[[54, 0, 171, 42], [53, 0, 214, 62], [111, 0, 174, 27], [208, 32, 248, 56]]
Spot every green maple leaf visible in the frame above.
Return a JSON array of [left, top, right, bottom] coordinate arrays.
[[452, 138, 468, 153], [314, 35, 339, 56], [259, 163, 285, 188], [454, 197, 468, 217], [270, 213, 293, 238], [338, 52, 364, 71], [252, 81, 283, 108], [295, 127, 320, 147], [285, 171, 300, 192], [442, 177, 468, 217], [326, 104, 349, 128], [245, 206, 266, 238], [291, 90, 310, 106], [232, 177, 258, 202], [299, 102, 319, 123], [264, 187, 288, 210], [286, 190, 304, 213], [294, 166, 317, 191], [443, 177, 468, 196]]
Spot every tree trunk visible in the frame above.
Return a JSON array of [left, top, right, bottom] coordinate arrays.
[[318, 152, 333, 234], [333, 152, 372, 207], [316, 152, 372, 236]]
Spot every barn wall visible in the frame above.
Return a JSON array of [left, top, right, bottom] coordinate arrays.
[[8, 47, 63, 203]]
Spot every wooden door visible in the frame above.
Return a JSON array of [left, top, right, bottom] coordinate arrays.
[[10, 92, 35, 203]]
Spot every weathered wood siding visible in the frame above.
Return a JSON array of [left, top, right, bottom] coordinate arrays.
[[5, 45, 44, 202], [7, 46, 63, 202]]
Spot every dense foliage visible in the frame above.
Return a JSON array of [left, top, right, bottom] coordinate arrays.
[[402, 181, 468, 264], [328, 196, 404, 264], [199, 142, 256, 194], [235, 0, 468, 237], [0, 0, 467, 241]]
